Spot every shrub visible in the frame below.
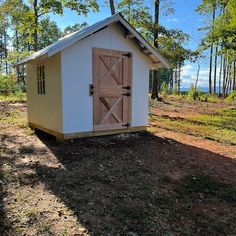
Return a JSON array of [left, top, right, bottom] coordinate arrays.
[[200, 93, 219, 103], [187, 85, 200, 100], [225, 91, 236, 103], [160, 82, 169, 97], [14, 90, 26, 101], [173, 84, 179, 95], [0, 74, 17, 95], [0, 90, 26, 102]]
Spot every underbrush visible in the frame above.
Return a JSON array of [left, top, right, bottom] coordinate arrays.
[[0, 91, 26, 102], [225, 91, 236, 103], [0, 73, 26, 102], [199, 93, 219, 103]]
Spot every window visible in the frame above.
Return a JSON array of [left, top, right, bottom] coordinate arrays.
[[37, 65, 45, 94]]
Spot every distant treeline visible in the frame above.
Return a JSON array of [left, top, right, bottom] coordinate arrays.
[[0, 0, 235, 98]]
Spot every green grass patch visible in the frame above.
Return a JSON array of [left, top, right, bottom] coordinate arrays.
[[199, 93, 220, 103], [0, 110, 27, 128], [0, 91, 26, 102], [191, 108, 236, 131], [225, 91, 236, 103], [150, 109, 236, 145]]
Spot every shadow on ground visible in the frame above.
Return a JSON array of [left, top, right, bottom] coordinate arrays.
[[0, 164, 6, 231], [1, 131, 236, 235], [34, 131, 236, 235]]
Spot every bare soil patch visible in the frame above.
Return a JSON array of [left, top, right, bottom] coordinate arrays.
[[1, 100, 236, 235]]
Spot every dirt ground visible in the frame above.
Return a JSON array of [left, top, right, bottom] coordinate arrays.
[[0, 99, 236, 236], [150, 97, 236, 158]]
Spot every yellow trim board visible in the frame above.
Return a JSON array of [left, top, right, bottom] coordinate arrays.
[[29, 122, 146, 142]]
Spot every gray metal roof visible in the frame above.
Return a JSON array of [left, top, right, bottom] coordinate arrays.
[[15, 13, 169, 68]]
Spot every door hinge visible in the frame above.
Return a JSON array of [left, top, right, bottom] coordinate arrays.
[[122, 92, 131, 96], [122, 123, 130, 127], [122, 52, 132, 58], [123, 86, 131, 90]]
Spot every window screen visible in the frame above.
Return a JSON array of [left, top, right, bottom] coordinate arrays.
[[37, 65, 45, 94]]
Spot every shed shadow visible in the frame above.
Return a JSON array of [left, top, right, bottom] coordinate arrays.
[[33, 131, 236, 235]]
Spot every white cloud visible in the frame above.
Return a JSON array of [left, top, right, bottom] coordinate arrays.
[[166, 18, 179, 23], [180, 64, 221, 90]]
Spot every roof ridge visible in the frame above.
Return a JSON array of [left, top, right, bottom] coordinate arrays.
[[14, 13, 169, 68]]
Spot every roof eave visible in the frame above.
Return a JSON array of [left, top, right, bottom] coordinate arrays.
[[116, 15, 170, 69], [13, 13, 170, 69], [48, 14, 121, 57]]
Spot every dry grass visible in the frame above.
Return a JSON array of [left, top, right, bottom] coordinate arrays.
[[149, 97, 236, 145]]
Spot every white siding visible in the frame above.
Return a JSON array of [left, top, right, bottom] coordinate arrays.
[[61, 26, 150, 133], [26, 53, 63, 132]]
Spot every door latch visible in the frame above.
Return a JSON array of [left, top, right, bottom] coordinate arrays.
[[89, 84, 94, 96], [122, 123, 130, 127]]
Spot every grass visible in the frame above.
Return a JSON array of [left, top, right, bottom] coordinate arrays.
[[191, 108, 236, 131], [150, 115, 236, 145], [199, 93, 220, 103], [0, 91, 26, 102], [225, 91, 236, 103], [150, 107, 236, 145], [0, 110, 27, 129]]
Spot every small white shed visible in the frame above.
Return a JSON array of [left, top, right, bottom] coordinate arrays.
[[16, 13, 169, 141]]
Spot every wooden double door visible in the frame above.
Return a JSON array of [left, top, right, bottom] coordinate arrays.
[[93, 48, 132, 131]]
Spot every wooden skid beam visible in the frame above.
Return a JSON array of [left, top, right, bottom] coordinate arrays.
[[29, 122, 147, 142]]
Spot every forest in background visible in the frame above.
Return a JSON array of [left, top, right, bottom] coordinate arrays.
[[0, 0, 235, 100]]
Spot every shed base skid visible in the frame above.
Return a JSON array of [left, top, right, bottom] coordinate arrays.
[[29, 122, 147, 142]]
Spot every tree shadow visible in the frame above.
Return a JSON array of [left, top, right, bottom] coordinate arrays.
[[30, 131, 236, 235], [2, 129, 235, 235], [0, 133, 50, 236], [0, 165, 6, 234], [0, 135, 16, 235]]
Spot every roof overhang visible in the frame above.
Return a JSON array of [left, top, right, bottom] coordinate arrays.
[[14, 13, 170, 69]]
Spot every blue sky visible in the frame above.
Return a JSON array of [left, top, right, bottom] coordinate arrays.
[[50, 0, 211, 89]]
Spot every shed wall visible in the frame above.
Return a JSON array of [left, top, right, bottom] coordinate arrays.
[[61, 26, 150, 134], [26, 53, 63, 132]]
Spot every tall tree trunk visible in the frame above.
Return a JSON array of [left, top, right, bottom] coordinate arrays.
[[224, 62, 231, 97], [208, 7, 216, 94], [4, 29, 8, 74], [33, 0, 38, 51], [109, 0, 116, 15], [233, 60, 236, 91], [178, 63, 181, 92], [213, 45, 218, 94], [151, 0, 160, 100], [209, 45, 213, 94], [195, 61, 200, 90], [174, 67, 178, 92], [228, 63, 232, 94], [218, 55, 223, 96], [0, 33, 2, 72], [223, 58, 228, 97], [15, 29, 20, 84], [128, 2, 131, 21], [170, 68, 174, 92]]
